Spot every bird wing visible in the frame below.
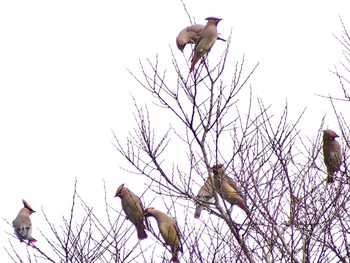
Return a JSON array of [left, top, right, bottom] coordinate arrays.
[[226, 176, 245, 200]]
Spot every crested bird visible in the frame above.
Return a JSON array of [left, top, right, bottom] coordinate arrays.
[[13, 199, 37, 244], [212, 164, 250, 215], [176, 24, 205, 52], [176, 24, 226, 52], [189, 17, 222, 73], [144, 208, 183, 262], [323, 129, 341, 184], [115, 184, 148, 240]]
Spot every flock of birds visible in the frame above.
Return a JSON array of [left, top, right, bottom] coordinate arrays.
[[113, 163, 251, 263], [175, 17, 224, 73], [10, 14, 343, 263]]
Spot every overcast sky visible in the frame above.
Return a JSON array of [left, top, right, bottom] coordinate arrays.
[[1, 0, 349, 261]]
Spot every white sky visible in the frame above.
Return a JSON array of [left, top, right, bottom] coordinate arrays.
[[1, 0, 350, 261]]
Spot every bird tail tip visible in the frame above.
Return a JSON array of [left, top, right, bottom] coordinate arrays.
[[138, 235, 148, 241], [171, 255, 180, 263], [326, 175, 334, 184], [137, 229, 148, 240]]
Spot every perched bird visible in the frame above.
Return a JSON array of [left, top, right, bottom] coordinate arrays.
[[144, 208, 183, 262], [194, 176, 215, 219], [115, 184, 147, 240], [176, 24, 205, 52], [12, 199, 37, 244], [189, 17, 222, 73], [176, 24, 226, 52], [212, 164, 250, 215], [323, 129, 341, 184]]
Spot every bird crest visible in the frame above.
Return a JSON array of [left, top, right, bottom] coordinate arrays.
[[205, 17, 222, 25], [115, 183, 125, 197], [22, 199, 35, 214], [323, 129, 339, 139]]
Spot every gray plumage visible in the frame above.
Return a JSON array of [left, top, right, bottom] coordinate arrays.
[[144, 208, 183, 262], [194, 176, 215, 218], [323, 129, 341, 184], [212, 164, 250, 215], [190, 17, 222, 73], [115, 184, 148, 240], [12, 199, 37, 244], [176, 23, 226, 52]]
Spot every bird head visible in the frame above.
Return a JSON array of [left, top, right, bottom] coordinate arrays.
[[323, 129, 339, 140], [176, 39, 185, 52], [143, 207, 154, 217], [211, 163, 224, 176], [205, 17, 222, 25], [22, 199, 35, 214], [115, 183, 125, 197]]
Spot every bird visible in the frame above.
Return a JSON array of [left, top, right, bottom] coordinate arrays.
[[323, 129, 341, 184], [115, 184, 148, 240], [176, 24, 226, 52], [189, 17, 222, 73], [194, 176, 215, 218], [12, 199, 37, 244], [176, 24, 205, 52], [144, 208, 183, 262], [212, 164, 250, 215]]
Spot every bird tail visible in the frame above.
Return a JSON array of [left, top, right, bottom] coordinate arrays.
[[194, 205, 203, 219], [28, 237, 37, 244], [238, 202, 251, 216], [171, 254, 179, 263], [189, 56, 200, 73], [326, 173, 334, 184], [137, 226, 148, 240]]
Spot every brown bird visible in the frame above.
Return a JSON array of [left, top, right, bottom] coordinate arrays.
[[12, 199, 37, 244], [176, 24, 205, 52], [323, 129, 341, 184], [115, 184, 147, 240], [176, 24, 226, 52], [144, 208, 183, 262], [194, 176, 215, 219], [189, 17, 222, 73], [212, 164, 250, 215]]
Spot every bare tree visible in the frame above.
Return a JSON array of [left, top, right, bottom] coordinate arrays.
[[5, 12, 350, 263], [5, 179, 154, 262], [332, 16, 350, 101], [113, 18, 350, 263]]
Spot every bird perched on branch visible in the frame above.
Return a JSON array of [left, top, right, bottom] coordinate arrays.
[[115, 184, 148, 240], [144, 208, 183, 263], [323, 129, 341, 184], [12, 199, 37, 244], [194, 176, 215, 219], [176, 24, 226, 52], [189, 17, 222, 73], [212, 164, 250, 215]]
